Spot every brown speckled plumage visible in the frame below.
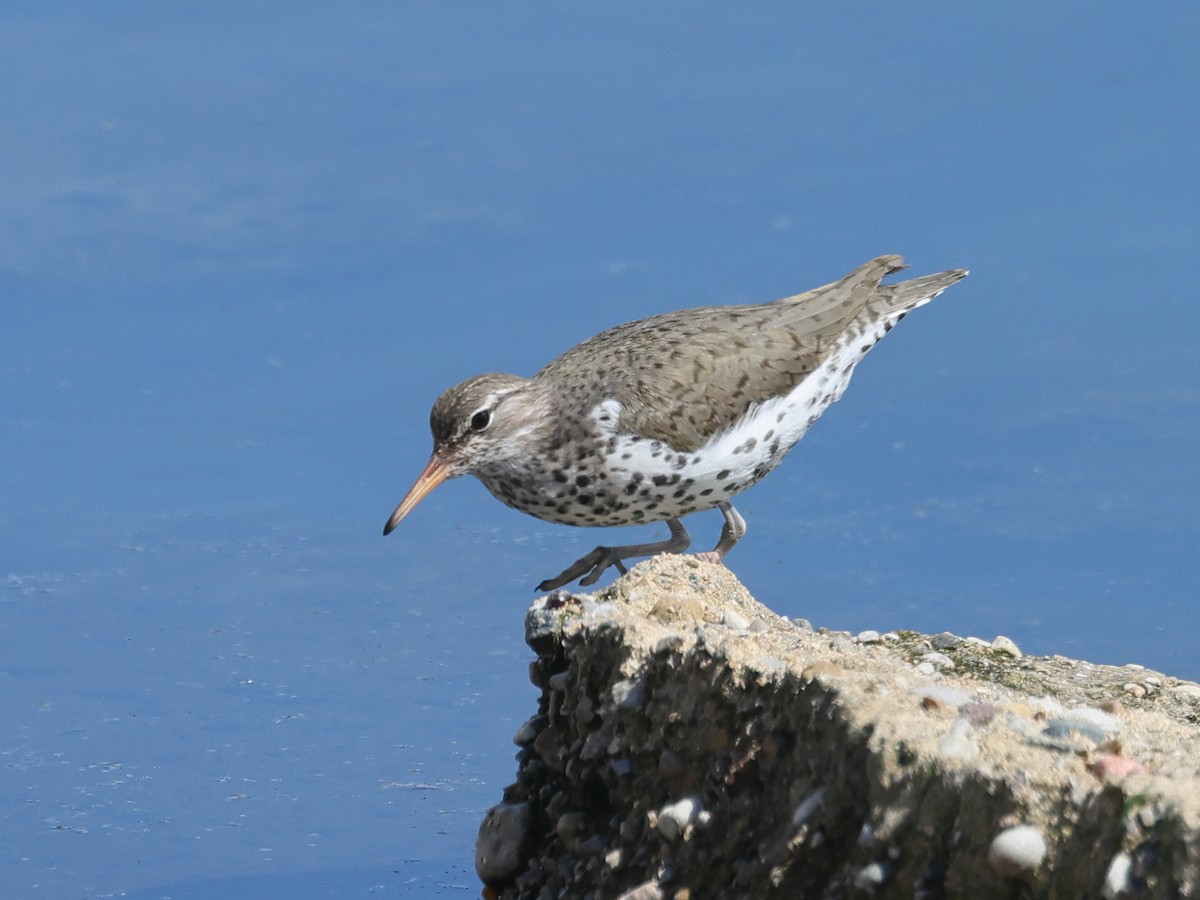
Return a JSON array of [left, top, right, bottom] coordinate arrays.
[[385, 255, 967, 591]]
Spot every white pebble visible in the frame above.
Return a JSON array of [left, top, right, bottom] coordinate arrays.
[[612, 677, 645, 710], [939, 718, 979, 762], [616, 882, 664, 900], [1171, 683, 1200, 700], [919, 652, 955, 670], [914, 685, 971, 708], [655, 795, 703, 841], [722, 609, 750, 632], [854, 861, 888, 890], [991, 635, 1022, 658], [987, 824, 1046, 875], [856, 629, 882, 643], [1103, 852, 1132, 899], [1068, 706, 1121, 734]]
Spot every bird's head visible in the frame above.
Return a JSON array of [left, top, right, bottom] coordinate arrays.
[[383, 373, 539, 534]]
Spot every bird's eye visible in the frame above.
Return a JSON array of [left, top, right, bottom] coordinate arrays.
[[469, 409, 492, 432]]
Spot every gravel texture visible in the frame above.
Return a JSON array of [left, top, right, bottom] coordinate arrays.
[[479, 555, 1200, 899]]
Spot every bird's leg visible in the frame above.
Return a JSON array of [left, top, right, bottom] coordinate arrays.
[[537, 519, 691, 592], [693, 501, 747, 564]]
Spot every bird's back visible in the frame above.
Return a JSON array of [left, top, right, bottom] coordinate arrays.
[[533, 255, 967, 452]]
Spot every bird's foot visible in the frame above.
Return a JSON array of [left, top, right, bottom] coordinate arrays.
[[536, 519, 693, 592], [537, 548, 629, 592]]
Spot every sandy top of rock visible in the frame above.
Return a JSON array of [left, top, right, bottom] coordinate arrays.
[[537, 554, 1200, 826]]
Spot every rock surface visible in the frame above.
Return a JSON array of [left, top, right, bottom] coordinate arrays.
[[479, 555, 1200, 898]]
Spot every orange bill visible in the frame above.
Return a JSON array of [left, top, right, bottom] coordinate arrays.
[[383, 455, 452, 535]]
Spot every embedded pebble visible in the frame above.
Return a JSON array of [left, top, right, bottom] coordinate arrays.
[[987, 824, 1047, 875], [612, 678, 645, 710], [581, 599, 618, 620], [513, 716, 541, 745], [476, 802, 531, 881], [918, 652, 955, 671], [723, 610, 750, 632], [856, 629, 882, 644], [931, 632, 963, 650], [1068, 707, 1121, 733], [548, 671, 570, 692], [792, 789, 825, 826], [1103, 852, 1133, 899], [853, 860, 889, 890], [1123, 682, 1147, 698], [615, 881, 664, 900], [991, 635, 1022, 658], [915, 661, 936, 676], [555, 811, 586, 847], [939, 718, 979, 761], [921, 695, 950, 713], [915, 685, 971, 708], [1087, 754, 1144, 781], [959, 701, 998, 726], [1171, 683, 1200, 701], [1042, 718, 1112, 743], [655, 795, 703, 841]]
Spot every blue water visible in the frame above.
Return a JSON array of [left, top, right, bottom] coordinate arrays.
[[3, 3, 1198, 897]]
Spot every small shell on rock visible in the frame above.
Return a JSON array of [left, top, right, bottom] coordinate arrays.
[[987, 824, 1047, 875]]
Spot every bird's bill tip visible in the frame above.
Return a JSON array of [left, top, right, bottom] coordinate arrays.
[[383, 455, 451, 535]]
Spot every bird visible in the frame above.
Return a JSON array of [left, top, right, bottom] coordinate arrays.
[[383, 255, 967, 592]]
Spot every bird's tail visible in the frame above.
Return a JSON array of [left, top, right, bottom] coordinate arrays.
[[878, 262, 969, 314]]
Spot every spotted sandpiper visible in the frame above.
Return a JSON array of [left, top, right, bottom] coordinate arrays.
[[384, 255, 967, 591]]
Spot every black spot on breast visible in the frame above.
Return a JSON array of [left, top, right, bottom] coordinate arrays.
[[699, 488, 714, 496], [717, 469, 730, 481], [576, 474, 591, 487], [553, 470, 568, 483], [652, 474, 669, 486]]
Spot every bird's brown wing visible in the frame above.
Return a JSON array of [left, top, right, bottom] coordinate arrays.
[[534, 256, 962, 453]]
